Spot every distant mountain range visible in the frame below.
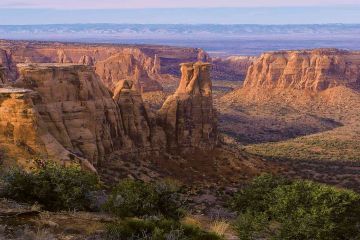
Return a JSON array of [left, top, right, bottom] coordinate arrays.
[[1, 24, 360, 40], [1, 24, 360, 56]]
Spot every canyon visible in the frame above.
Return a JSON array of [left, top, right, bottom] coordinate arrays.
[[212, 56, 257, 81], [2, 39, 360, 240], [0, 40, 210, 92], [1, 40, 360, 194], [0, 61, 218, 172], [218, 48, 360, 191], [0, 40, 276, 190], [220, 48, 360, 145]]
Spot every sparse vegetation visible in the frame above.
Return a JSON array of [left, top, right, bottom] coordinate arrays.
[[105, 218, 223, 240], [103, 179, 185, 220], [209, 220, 230, 238], [0, 161, 100, 211], [244, 135, 360, 162], [231, 174, 360, 240]]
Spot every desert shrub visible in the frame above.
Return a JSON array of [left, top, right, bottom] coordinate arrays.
[[230, 173, 290, 213], [269, 180, 360, 240], [103, 179, 185, 219], [0, 168, 35, 202], [105, 218, 223, 240], [1, 162, 99, 211], [233, 211, 269, 240], [231, 174, 360, 240]]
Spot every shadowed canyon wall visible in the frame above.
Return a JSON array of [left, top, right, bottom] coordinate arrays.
[[212, 56, 257, 81]]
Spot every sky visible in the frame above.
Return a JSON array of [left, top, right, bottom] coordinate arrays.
[[0, 0, 359, 24], [1, 0, 359, 9]]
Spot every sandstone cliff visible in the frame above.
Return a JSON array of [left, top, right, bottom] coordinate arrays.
[[0, 88, 46, 155], [14, 64, 128, 166], [243, 49, 360, 91], [1, 60, 217, 169], [95, 52, 162, 92], [0, 40, 210, 92], [113, 79, 166, 150], [0, 87, 97, 171], [219, 48, 360, 147], [158, 62, 217, 151]]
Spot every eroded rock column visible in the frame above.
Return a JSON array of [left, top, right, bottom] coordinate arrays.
[[158, 62, 217, 151]]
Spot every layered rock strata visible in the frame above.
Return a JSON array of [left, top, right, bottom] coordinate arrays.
[[95, 53, 162, 92], [243, 49, 360, 91], [113, 80, 166, 150], [0, 40, 210, 92], [158, 62, 217, 151], [14, 64, 128, 166], [0, 87, 97, 172], [1, 61, 216, 169]]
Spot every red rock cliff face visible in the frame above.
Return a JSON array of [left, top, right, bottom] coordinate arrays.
[[244, 49, 360, 91], [0, 40, 210, 92], [158, 62, 217, 151], [0, 60, 217, 169], [0, 89, 46, 154], [15, 64, 128, 165], [113, 80, 166, 150], [0, 87, 97, 171], [95, 52, 162, 92], [8, 64, 168, 166]]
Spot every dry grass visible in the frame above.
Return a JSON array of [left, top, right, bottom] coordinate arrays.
[[209, 220, 231, 237], [181, 215, 203, 228]]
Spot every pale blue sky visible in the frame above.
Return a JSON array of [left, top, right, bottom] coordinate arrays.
[[0, 0, 359, 8], [0, 0, 359, 24]]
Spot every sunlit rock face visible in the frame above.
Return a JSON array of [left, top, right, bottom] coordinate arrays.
[[244, 49, 360, 91], [0, 61, 218, 171], [14, 63, 128, 165], [0, 40, 211, 93], [158, 62, 217, 151], [0, 87, 99, 171]]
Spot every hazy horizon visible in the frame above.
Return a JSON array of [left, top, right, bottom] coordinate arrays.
[[0, 1, 359, 55], [0, 6, 359, 25]]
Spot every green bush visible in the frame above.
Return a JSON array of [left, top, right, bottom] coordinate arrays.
[[269, 180, 360, 240], [103, 179, 185, 219], [231, 174, 360, 240], [1, 162, 99, 211], [105, 218, 222, 240], [233, 211, 269, 240], [230, 173, 290, 213]]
